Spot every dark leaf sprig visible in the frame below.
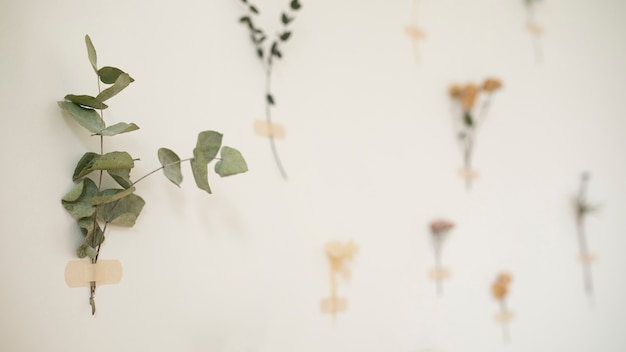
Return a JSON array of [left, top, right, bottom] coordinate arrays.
[[238, 0, 302, 179], [59, 35, 248, 315], [573, 172, 600, 299]]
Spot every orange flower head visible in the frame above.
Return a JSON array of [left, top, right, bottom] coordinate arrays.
[[492, 282, 509, 300], [461, 84, 479, 110], [430, 219, 455, 236], [482, 78, 502, 92]]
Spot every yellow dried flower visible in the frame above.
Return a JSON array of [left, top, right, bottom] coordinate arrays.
[[449, 84, 462, 98], [461, 84, 479, 111], [492, 272, 513, 300], [482, 78, 502, 92]]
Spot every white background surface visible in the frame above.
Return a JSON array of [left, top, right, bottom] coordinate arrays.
[[1, 0, 625, 351]]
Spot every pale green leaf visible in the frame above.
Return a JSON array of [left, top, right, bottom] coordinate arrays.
[[158, 148, 183, 187], [107, 168, 132, 189], [77, 243, 96, 259], [97, 191, 145, 227], [190, 157, 211, 194], [62, 178, 98, 219], [92, 151, 134, 171], [91, 186, 136, 205], [58, 102, 105, 134], [73, 152, 134, 181], [72, 152, 100, 181], [64, 94, 108, 110], [99, 122, 139, 136], [96, 73, 132, 102], [194, 131, 223, 164], [85, 35, 97, 72], [98, 66, 135, 84], [215, 146, 248, 177]]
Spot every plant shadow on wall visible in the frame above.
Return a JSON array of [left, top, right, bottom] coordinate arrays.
[[59, 35, 248, 315], [238, 0, 302, 180], [448, 78, 502, 190]]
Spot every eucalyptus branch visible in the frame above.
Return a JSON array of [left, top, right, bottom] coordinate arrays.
[[60, 35, 248, 315], [574, 172, 597, 298]]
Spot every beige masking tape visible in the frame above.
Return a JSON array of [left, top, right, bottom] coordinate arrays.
[[458, 168, 478, 180], [526, 22, 544, 34], [64, 260, 123, 288], [577, 252, 597, 263], [320, 297, 347, 314], [494, 310, 515, 324], [254, 120, 285, 139], [429, 267, 451, 281]]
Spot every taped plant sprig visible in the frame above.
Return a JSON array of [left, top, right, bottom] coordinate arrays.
[[429, 220, 454, 296], [524, 0, 544, 63], [405, 0, 426, 63], [59, 35, 248, 315], [491, 272, 513, 343], [322, 240, 358, 323], [448, 78, 502, 190], [573, 172, 600, 298], [238, 0, 302, 179]]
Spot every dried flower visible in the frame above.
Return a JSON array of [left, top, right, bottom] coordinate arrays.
[[482, 78, 502, 92], [430, 220, 454, 235], [460, 84, 479, 111], [449, 84, 462, 98], [492, 272, 513, 300]]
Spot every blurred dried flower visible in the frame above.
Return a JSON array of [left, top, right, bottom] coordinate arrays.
[[492, 272, 513, 300], [430, 220, 455, 235], [461, 84, 479, 111], [482, 78, 502, 92], [449, 84, 462, 98]]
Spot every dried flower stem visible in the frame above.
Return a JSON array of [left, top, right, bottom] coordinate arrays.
[[576, 173, 593, 296], [500, 299, 510, 344]]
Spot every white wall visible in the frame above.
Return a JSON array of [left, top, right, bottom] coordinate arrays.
[[1, 0, 626, 351]]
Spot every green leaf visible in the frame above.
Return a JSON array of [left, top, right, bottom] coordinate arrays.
[[279, 31, 292, 41], [249, 5, 259, 14], [107, 168, 132, 189], [91, 186, 136, 205], [64, 95, 108, 110], [194, 131, 223, 164], [190, 157, 211, 194], [239, 16, 251, 24], [85, 35, 97, 72], [99, 122, 139, 136], [215, 146, 248, 177], [77, 243, 97, 259], [92, 151, 135, 171], [76, 217, 104, 259], [290, 0, 301, 10], [281, 13, 293, 25], [72, 152, 100, 181], [463, 111, 474, 127], [97, 191, 145, 227], [257, 48, 264, 58], [97, 66, 135, 84], [58, 102, 105, 134], [267, 94, 275, 105], [96, 73, 132, 102], [62, 178, 99, 219], [72, 152, 135, 181], [158, 148, 183, 187]]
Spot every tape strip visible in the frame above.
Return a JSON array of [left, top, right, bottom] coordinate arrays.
[[494, 310, 515, 324], [64, 260, 123, 288], [254, 120, 285, 139], [429, 267, 451, 281], [320, 296, 347, 314], [578, 252, 597, 263], [458, 168, 478, 180]]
